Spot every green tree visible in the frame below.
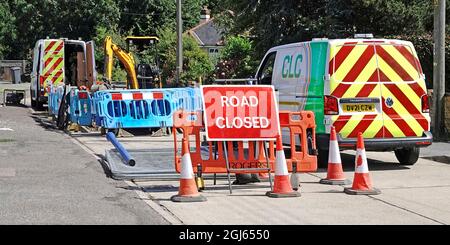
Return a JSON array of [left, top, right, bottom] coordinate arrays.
[[116, 0, 210, 36], [156, 26, 213, 86], [0, 2, 16, 58], [215, 36, 256, 79]]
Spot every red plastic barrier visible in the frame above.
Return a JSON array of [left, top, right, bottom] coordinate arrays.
[[173, 110, 317, 174]]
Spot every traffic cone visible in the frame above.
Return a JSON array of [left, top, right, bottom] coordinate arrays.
[[320, 126, 351, 185], [171, 139, 207, 202], [344, 133, 381, 195], [266, 135, 301, 198]]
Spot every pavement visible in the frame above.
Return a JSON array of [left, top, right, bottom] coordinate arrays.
[[0, 82, 169, 224], [1, 80, 449, 225], [73, 126, 450, 225]]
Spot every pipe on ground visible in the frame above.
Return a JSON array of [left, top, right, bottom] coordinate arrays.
[[106, 132, 136, 166]]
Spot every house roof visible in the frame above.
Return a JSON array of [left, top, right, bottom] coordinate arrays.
[[188, 18, 224, 46]]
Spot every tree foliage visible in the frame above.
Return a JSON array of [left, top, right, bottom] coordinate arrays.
[[215, 36, 256, 79], [156, 26, 213, 86]]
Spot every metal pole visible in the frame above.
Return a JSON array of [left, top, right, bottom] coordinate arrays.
[[176, 0, 183, 86], [433, 0, 446, 140]]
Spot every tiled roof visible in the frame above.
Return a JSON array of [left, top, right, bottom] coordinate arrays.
[[188, 18, 224, 46]]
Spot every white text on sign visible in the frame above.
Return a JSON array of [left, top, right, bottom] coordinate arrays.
[[216, 95, 270, 129]]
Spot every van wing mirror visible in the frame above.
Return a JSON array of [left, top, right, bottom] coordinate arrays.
[[420, 74, 426, 80], [323, 74, 331, 82]]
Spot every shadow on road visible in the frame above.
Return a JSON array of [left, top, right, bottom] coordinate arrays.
[[316, 152, 410, 172]]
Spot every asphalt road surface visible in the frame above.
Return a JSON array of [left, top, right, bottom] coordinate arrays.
[[0, 103, 169, 224]]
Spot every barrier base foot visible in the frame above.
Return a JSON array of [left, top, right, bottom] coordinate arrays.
[[266, 191, 301, 198], [319, 178, 351, 185], [171, 194, 207, 202], [344, 187, 381, 195]]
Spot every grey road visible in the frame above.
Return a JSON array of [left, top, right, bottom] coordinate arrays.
[[0, 102, 169, 224]]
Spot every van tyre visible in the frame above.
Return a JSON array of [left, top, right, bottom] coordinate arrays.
[[394, 147, 419, 166], [35, 100, 44, 111]]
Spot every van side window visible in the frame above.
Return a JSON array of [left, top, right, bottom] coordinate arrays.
[[257, 52, 276, 85]]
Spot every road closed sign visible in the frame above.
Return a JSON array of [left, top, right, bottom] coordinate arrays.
[[201, 85, 280, 141]]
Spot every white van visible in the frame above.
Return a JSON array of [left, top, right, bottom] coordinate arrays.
[[255, 37, 432, 166], [30, 38, 96, 109]]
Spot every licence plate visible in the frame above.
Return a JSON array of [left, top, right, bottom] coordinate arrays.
[[342, 103, 375, 112]]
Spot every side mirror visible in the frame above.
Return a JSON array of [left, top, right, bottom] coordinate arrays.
[[420, 74, 426, 80], [323, 74, 331, 82]]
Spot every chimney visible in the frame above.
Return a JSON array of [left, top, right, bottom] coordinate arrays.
[[200, 6, 211, 24]]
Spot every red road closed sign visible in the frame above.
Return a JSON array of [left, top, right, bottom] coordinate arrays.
[[201, 85, 280, 141]]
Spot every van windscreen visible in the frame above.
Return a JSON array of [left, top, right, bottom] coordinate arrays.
[[330, 43, 421, 83]]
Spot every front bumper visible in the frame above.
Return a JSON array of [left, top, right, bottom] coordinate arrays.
[[317, 131, 433, 151]]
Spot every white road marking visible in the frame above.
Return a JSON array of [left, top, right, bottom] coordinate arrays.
[[0, 128, 14, 131]]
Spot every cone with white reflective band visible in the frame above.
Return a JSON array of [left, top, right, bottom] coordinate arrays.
[[266, 135, 301, 198], [320, 126, 351, 185], [171, 138, 207, 202], [344, 132, 381, 195]]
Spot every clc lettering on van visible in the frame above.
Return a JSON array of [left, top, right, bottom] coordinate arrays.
[[282, 54, 303, 78]]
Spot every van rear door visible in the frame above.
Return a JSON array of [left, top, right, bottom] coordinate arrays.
[[42, 40, 65, 95], [329, 41, 429, 140], [375, 43, 429, 138], [86, 41, 97, 88], [329, 42, 384, 139]]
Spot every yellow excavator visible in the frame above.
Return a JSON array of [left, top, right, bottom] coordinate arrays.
[[103, 36, 161, 89]]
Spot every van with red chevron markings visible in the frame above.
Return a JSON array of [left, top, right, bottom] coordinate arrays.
[[30, 38, 96, 110], [255, 36, 432, 167]]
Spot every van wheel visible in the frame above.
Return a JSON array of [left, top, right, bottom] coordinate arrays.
[[35, 100, 44, 111], [317, 148, 329, 168], [394, 147, 419, 165], [30, 88, 36, 108]]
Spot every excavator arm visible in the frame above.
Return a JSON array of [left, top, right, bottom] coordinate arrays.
[[103, 36, 139, 89]]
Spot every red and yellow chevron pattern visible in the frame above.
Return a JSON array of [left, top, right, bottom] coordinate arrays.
[[328, 40, 429, 139], [43, 40, 65, 95]]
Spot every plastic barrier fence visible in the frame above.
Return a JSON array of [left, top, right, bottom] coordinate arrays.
[[173, 110, 318, 174], [48, 85, 66, 116], [69, 88, 93, 126], [93, 88, 202, 129]]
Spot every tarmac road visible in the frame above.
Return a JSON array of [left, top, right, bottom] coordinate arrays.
[[0, 95, 169, 224]]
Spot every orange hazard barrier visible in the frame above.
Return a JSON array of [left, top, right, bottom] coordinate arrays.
[[173, 110, 317, 175]]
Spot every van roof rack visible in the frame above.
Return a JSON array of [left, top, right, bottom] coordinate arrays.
[[354, 33, 374, 39]]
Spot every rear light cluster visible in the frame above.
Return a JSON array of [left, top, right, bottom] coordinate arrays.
[[421, 94, 430, 113], [324, 95, 339, 115]]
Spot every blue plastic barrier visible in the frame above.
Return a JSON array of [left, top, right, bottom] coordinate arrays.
[[48, 85, 67, 116], [69, 88, 93, 126], [93, 88, 202, 129]]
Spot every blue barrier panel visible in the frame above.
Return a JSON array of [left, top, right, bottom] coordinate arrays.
[[69, 88, 93, 126], [48, 85, 67, 116], [93, 88, 202, 129]]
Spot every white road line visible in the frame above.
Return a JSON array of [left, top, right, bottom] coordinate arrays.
[[0, 128, 14, 131]]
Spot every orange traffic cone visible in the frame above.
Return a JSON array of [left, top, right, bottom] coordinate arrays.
[[266, 135, 301, 198], [344, 133, 381, 195], [320, 126, 351, 185], [171, 138, 207, 202]]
